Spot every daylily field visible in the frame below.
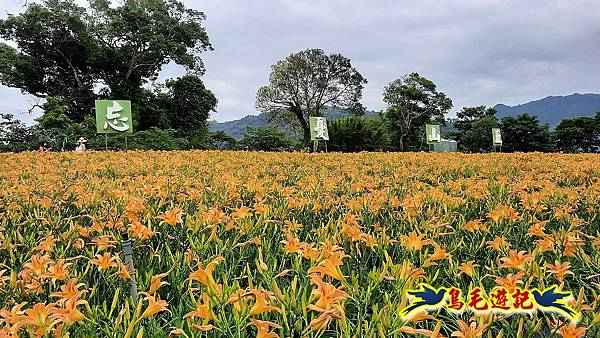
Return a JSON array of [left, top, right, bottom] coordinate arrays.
[[0, 151, 599, 338]]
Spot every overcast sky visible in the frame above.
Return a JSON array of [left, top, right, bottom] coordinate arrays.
[[1, 0, 599, 123]]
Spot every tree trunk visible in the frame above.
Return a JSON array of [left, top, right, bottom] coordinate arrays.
[[303, 126, 311, 149], [399, 135, 405, 151], [290, 105, 311, 148]]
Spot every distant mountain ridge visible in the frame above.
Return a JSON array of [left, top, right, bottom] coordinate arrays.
[[494, 93, 600, 128]]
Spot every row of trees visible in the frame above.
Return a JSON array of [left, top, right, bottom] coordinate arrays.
[[4, 106, 598, 153], [452, 109, 600, 153], [253, 49, 600, 153], [231, 110, 600, 153], [254, 50, 452, 151]]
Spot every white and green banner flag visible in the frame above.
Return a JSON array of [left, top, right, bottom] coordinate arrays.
[[425, 124, 441, 144], [310, 116, 329, 141], [95, 100, 133, 134], [492, 128, 502, 145]]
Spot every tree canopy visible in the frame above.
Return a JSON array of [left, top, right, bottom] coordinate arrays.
[[383, 73, 452, 151], [0, 0, 213, 124], [553, 113, 600, 153], [451, 106, 498, 152], [256, 48, 367, 144], [499, 113, 553, 152]]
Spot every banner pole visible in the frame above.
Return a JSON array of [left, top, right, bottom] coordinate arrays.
[[105, 134, 108, 151], [125, 136, 128, 152]]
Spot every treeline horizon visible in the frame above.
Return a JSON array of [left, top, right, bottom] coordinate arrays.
[[3, 109, 600, 153]]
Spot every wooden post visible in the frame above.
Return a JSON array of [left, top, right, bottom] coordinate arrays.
[[121, 235, 138, 304]]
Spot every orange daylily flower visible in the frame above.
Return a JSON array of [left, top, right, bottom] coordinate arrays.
[[232, 206, 252, 219], [149, 266, 175, 295], [451, 320, 487, 337], [400, 231, 432, 251], [191, 324, 216, 331], [536, 236, 555, 253], [159, 207, 184, 226], [169, 328, 189, 337], [486, 236, 511, 251], [33, 235, 58, 253], [248, 289, 284, 316], [22, 254, 53, 276], [21, 302, 60, 333], [396, 259, 426, 282], [283, 219, 302, 232], [463, 219, 487, 233], [51, 300, 87, 324], [557, 322, 587, 338], [183, 294, 214, 321], [227, 289, 253, 312], [140, 292, 169, 319], [114, 261, 133, 281], [129, 221, 156, 240], [0, 302, 27, 326], [307, 251, 349, 282], [487, 204, 520, 223], [494, 272, 525, 294], [73, 238, 85, 249], [251, 319, 282, 338], [47, 259, 71, 283], [499, 250, 534, 271], [90, 253, 118, 270], [51, 279, 87, 306], [189, 256, 224, 296], [428, 244, 451, 262], [91, 235, 116, 251], [544, 261, 573, 283], [458, 261, 478, 278], [528, 220, 548, 238], [0, 269, 9, 285], [254, 203, 270, 215], [408, 310, 435, 323], [487, 208, 503, 223], [301, 243, 320, 261], [307, 274, 348, 332], [281, 234, 302, 254]]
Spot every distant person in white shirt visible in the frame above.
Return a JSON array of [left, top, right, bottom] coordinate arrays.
[[75, 137, 87, 152], [38, 142, 50, 152]]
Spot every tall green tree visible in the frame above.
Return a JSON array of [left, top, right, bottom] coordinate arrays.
[[255, 48, 367, 144], [451, 106, 498, 152], [0, 0, 212, 123], [327, 116, 390, 152], [383, 73, 452, 151], [167, 75, 217, 140], [499, 114, 553, 152], [553, 115, 600, 153], [0, 114, 36, 152]]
